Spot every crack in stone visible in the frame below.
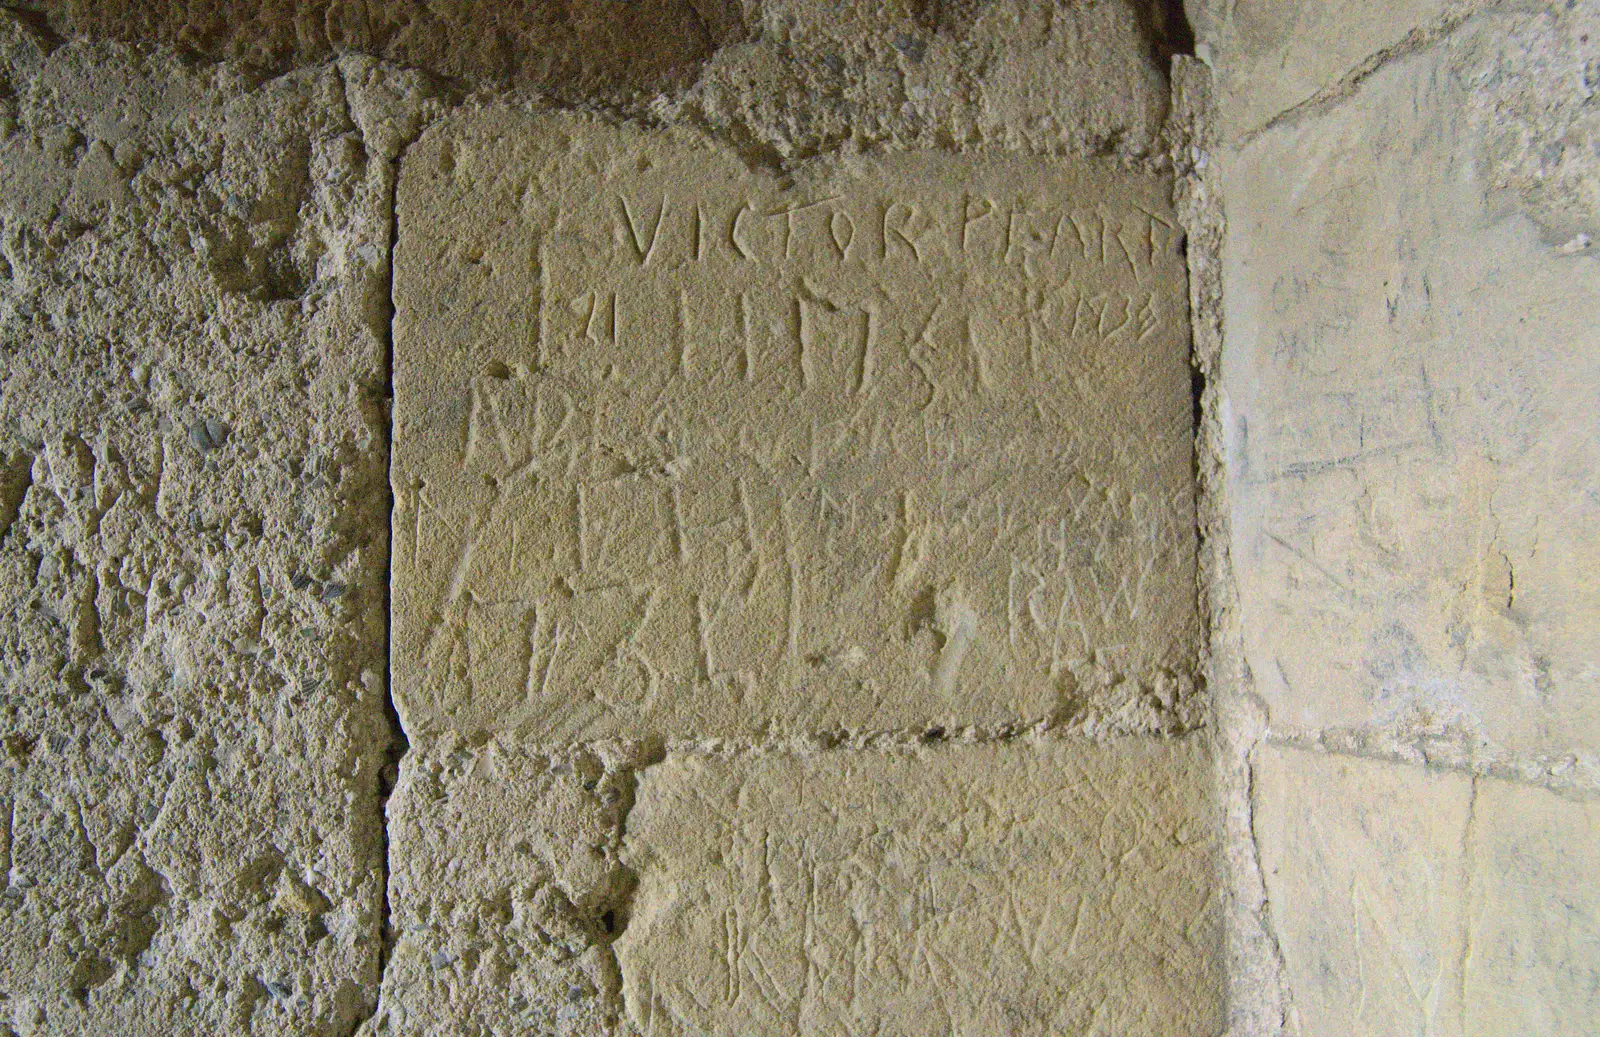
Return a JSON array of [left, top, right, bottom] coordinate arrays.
[[1239, 5, 1519, 146], [362, 153, 407, 1037], [1455, 774, 1480, 1037]]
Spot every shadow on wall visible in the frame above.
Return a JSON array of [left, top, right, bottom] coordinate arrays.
[[9, 0, 1195, 96], [1132, 0, 1195, 65], [6, 0, 743, 95]]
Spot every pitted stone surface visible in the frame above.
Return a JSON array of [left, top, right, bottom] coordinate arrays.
[[19, 0, 739, 96], [0, 19, 393, 1037], [615, 736, 1220, 1037], [373, 736, 649, 1036], [393, 108, 1197, 742], [17, 1, 1179, 163]]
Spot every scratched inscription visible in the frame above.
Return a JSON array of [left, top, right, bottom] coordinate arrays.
[[616, 740, 1220, 1037], [392, 110, 1197, 739]]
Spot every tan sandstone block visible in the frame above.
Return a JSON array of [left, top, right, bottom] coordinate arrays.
[[23, 0, 737, 96], [616, 737, 1220, 1037], [393, 107, 1197, 741]]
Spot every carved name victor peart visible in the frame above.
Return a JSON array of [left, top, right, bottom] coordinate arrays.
[[392, 111, 1198, 740]]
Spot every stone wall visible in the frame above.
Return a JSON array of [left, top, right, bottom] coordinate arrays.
[[0, 21, 399, 1034], [1192, 0, 1600, 1033], [0, 0, 1595, 1035]]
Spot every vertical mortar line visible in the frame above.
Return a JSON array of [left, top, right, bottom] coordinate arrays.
[[370, 113, 411, 1026], [1241, 738, 1290, 1029], [1155, 0, 1198, 66]]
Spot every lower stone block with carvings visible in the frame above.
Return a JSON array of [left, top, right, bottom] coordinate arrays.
[[618, 736, 1220, 1037]]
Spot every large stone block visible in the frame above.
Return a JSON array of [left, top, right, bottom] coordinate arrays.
[[1465, 779, 1600, 1036], [0, 20, 392, 1035], [616, 737, 1220, 1037], [393, 107, 1198, 742], [1254, 746, 1474, 1037], [1220, 12, 1600, 755]]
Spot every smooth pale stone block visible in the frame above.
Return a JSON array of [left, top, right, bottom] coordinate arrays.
[[615, 737, 1220, 1037], [1254, 745, 1473, 1037], [393, 107, 1197, 741], [1203, 0, 1453, 140], [1256, 744, 1600, 1036], [1465, 780, 1600, 1036], [1220, 27, 1600, 756]]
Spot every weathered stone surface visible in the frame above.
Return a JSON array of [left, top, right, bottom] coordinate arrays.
[[1463, 3, 1600, 247], [0, 18, 392, 1035], [392, 107, 1198, 742], [1220, 10, 1600, 756], [1255, 745, 1600, 1036], [617, 737, 1220, 1037], [676, 0, 1174, 162], [17, 1, 1180, 161], [372, 736, 648, 1036]]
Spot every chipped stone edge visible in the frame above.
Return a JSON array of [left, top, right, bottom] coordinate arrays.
[[1170, 52, 1290, 1037], [334, 54, 444, 1037]]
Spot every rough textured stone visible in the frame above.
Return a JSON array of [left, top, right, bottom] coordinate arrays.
[[1255, 745, 1600, 1036], [1463, 3, 1600, 246], [670, 0, 1174, 162], [0, 17, 392, 1035], [1220, 8, 1600, 758], [371, 736, 650, 1037], [15, 0, 1185, 161], [392, 107, 1198, 742], [15, 2, 1599, 1036], [618, 736, 1220, 1037]]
